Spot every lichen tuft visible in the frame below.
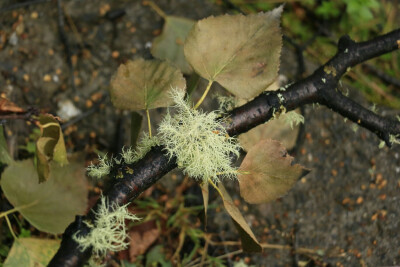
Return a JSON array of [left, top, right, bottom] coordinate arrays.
[[121, 134, 160, 164], [158, 89, 240, 183], [73, 196, 140, 256], [87, 154, 113, 179], [283, 111, 304, 129]]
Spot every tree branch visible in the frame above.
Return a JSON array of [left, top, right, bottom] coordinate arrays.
[[48, 29, 400, 266]]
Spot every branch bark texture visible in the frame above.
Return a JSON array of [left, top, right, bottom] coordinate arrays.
[[49, 29, 400, 266]]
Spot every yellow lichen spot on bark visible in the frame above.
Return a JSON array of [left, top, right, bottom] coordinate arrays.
[[324, 66, 337, 77]]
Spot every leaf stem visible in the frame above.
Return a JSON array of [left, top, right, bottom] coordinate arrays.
[[146, 109, 152, 138], [194, 80, 213, 110], [0, 201, 38, 219], [208, 178, 224, 202], [144, 1, 167, 19], [5, 216, 17, 239]]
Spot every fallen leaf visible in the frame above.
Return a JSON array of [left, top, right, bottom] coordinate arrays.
[[0, 97, 25, 114], [1, 159, 88, 234], [218, 183, 262, 252], [110, 58, 186, 111], [239, 139, 310, 204], [3, 238, 60, 267], [145, 245, 172, 267], [184, 8, 283, 99], [129, 220, 160, 262], [151, 16, 195, 74]]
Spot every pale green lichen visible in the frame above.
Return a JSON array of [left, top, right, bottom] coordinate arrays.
[[87, 154, 113, 179], [85, 256, 106, 267], [121, 134, 160, 164], [214, 94, 236, 113], [283, 111, 305, 129], [389, 134, 400, 145], [379, 140, 385, 149], [370, 103, 378, 113], [158, 90, 240, 183], [73, 196, 140, 256]]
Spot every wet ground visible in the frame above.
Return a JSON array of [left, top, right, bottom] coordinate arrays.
[[1, 0, 399, 266]]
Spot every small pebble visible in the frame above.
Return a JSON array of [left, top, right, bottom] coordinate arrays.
[[31, 12, 38, 19], [43, 74, 51, 82]]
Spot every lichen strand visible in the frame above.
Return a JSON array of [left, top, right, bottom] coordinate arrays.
[[87, 155, 113, 179], [121, 134, 160, 164], [284, 111, 305, 129], [158, 90, 240, 183], [214, 94, 236, 113], [73, 196, 140, 256]]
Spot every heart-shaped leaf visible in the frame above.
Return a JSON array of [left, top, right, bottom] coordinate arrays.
[[151, 16, 195, 74], [35, 114, 68, 183], [239, 139, 310, 204], [218, 183, 262, 252], [184, 7, 283, 99], [3, 238, 60, 267], [1, 159, 88, 234], [110, 58, 186, 110]]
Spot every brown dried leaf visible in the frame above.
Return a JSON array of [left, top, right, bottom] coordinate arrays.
[[218, 183, 262, 252], [128, 221, 160, 262], [239, 139, 310, 204], [0, 97, 25, 114], [184, 8, 282, 99], [110, 58, 186, 110]]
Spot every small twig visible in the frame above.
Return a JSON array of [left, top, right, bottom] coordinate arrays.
[[0, 107, 39, 122], [362, 63, 400, 88], [57, 0, 76, 92]]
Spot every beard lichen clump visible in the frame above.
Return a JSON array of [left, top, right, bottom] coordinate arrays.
[[73, 196, 140, 256], [120, 134, 160, 164], [158, 90, 240, 183], [86, 155, 113, 179]]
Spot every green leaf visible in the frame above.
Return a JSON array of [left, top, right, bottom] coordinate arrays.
[[238, 139, 310, 204], [0, 125, 12, 164], [110, 58, 186, 110], [3, 238, 60, 267], [184, 8, 283, 99], [1, 159, 88, 234], [218, 183, 262, 252], [151, 16, 195, 74], [239, 109, 302, 151], [35, 114, 68, 183], [145, 245, 172, 267]]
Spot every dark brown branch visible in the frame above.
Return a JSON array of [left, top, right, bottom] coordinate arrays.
[[49, 29, 400, 266]]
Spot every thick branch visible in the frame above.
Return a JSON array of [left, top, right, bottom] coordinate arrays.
[[49, 29, 400, 266]]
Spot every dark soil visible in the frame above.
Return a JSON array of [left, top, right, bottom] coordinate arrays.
[[0, 0, 399, 266]]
